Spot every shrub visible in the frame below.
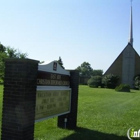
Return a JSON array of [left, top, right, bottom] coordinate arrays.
[[115, 84, 130, 92], [87, 76, 102, 88], [134, 75, 140, 89], [102, 74, 119, 89]]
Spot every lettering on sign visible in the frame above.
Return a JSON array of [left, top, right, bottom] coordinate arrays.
[[37, 71, 70, 86], [35, 90, 71, 120]]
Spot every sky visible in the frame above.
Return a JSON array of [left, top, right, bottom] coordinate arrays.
[[0, 0, 140, 72]]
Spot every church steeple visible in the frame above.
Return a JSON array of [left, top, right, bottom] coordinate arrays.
[[128, 1, 133, 46]]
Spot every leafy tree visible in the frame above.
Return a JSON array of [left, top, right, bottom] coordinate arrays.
[[57, 56, 64, 69], [6, 47, 27, 58], [0, 43, 28, 83], [0, 52, 8, 81], [0, 43, 6, 52], [87, 76, 102, 88], [76, 62, 93, 77], [102, 74, 119, 89], [92, 70, 103, 76]]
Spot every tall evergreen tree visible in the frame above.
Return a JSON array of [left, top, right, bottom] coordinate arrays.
[[57, 56, 64, 69]]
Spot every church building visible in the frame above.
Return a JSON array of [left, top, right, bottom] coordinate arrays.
[[104, 5, 140, 88]]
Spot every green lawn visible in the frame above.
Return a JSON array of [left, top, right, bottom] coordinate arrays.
[[0, 85, 3, 138], [0, 85, 140, 140]]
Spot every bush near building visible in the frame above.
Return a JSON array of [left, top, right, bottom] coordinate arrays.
[[134, 75, 140, 89], [87, 76, 102, 88], [102, 74, 119, 89], [115, 84, 130, 92]]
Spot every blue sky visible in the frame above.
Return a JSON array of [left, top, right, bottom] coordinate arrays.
[[0, 0, 140, 72]]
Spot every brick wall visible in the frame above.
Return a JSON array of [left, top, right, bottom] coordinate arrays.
[[1, 59, 38, 140]]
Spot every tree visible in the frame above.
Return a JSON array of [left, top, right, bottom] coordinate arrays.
[[0, 52, 8, 81], [76, 62, 93, 77], [92, 70, 103, 76], [57, 56, 64, 69], [6, 47, 27, 58], [0, 43, 6, 52], [0, 43, 28, 83], [102, 74, 119, 89]]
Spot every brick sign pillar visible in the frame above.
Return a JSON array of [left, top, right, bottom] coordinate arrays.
[[57, 70, 79, 129], [1, 59, 38, 140]]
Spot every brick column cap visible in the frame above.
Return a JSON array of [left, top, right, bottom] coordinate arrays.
[[5, 58, 39, 63]]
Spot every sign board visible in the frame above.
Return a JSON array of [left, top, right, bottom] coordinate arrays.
[[35, 89, 71, 121], [35, 61, 71, 122], [37, 71, 70, 86]]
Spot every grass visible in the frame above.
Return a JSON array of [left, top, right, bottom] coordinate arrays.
[[0, 85, 3, 138], [0, 85, 140, 139]]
